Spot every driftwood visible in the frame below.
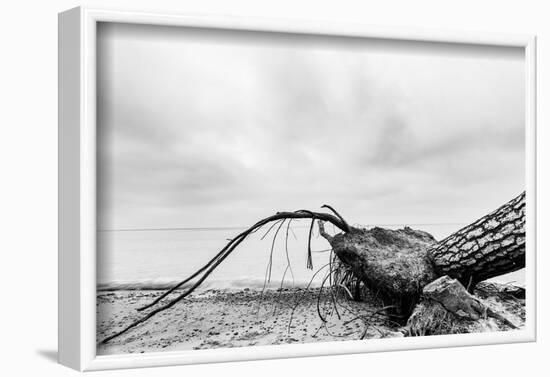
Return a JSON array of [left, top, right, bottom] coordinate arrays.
[[101, 191, 525, 344]]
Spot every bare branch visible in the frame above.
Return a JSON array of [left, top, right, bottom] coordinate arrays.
[[102, 208, 350, 344], [321, 204, 351, 232]]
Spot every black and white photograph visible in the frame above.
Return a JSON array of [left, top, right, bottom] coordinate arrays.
[[95, 22, 526, 355]]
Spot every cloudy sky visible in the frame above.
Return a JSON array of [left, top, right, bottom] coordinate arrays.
[[97, 23, 525, 232]]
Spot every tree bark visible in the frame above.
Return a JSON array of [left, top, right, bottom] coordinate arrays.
[[428, 192, 525, 290]]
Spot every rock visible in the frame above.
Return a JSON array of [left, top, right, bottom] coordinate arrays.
[[422, 276, 486, 320]]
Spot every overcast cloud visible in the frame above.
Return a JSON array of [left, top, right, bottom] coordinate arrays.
[[97, 23, 525, 232]]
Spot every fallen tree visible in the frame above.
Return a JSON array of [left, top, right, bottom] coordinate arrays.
[[101, 191, 525, 344]]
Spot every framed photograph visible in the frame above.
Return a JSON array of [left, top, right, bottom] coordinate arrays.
[[58, 6, 536, 371]]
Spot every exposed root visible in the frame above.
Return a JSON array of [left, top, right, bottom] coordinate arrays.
[[306, 250, 394, 339], [101, 208, 349, 344]]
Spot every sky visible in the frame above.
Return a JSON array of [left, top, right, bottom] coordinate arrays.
[[97, 23, 525, 233]]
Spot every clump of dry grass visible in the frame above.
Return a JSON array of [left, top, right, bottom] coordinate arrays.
[[406, 301, 471, 336]]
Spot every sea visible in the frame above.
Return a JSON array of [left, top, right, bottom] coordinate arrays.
[[97, 223, 525, 292]]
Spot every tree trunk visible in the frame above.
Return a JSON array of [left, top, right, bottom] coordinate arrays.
[[325, 192, 525, 320], [428, 192, 525, 290]]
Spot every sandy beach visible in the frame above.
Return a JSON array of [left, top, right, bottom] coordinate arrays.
[[97, 287, 400, 355]]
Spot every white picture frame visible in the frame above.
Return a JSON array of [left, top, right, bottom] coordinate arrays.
[[58, 6, 537, 371]]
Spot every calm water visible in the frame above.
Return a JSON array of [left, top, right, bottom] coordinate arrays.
[[97, 223, 524, 290]]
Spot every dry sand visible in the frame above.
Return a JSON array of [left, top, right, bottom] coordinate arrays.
[[97, 288, 398, 355]]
